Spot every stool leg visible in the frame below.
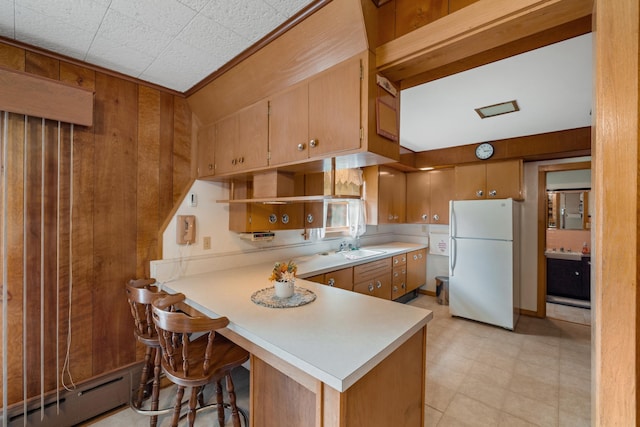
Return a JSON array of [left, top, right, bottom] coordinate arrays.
[[135, 345, 154, 408], [226, 373, 241, 427], [150, 347, 161, 427], [171, 385, 185, 427], [215, 380, 225, 427], [187, 386, 199, 427]]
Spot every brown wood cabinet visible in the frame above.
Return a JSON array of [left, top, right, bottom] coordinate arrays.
[[268, 58, 362, 166], [454, 159, 523, 200], [196, 123, 215, 178], [406, 248, 427, 293], [353, 257, 392, 299], [406, 168, 454, 225], [214, 99, 269, 175], [305, 268, 354, 291], [391, 253, 407, 299], [364, 165, 406, 224]]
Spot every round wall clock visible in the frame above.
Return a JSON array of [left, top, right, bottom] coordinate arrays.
[[475, 143, 494, 160]]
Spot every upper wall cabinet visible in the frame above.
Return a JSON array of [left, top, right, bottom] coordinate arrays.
[[364, 165, 406, 224], [406, 168, 454, 224], [197, 123, 215, 178], [454, 159, 523, 200], [268, 57, 362, 166], [214, 99, 269, 175]]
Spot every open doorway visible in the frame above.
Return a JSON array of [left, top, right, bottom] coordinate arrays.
[[536, 161, 591, 322]]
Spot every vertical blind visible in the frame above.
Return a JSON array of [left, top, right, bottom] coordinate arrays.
[[1, 112, 76, 426]]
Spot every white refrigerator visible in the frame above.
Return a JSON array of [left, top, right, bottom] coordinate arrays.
[[449, 199, 520, 330]]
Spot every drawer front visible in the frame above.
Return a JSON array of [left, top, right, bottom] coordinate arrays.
[[392, 267, 407, 299], [306, 274, 325, 284], [392, 254, 407, 267], [354, 274, 392, 300], [353, 258, 392, 283], [324, 267, 354, 291]]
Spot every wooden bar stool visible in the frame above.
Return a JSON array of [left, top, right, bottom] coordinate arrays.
[[152, 293, 250, 427], [125, 278, 183, 427]]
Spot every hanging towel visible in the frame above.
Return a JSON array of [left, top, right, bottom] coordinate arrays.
[[348, 199, 366, 238]]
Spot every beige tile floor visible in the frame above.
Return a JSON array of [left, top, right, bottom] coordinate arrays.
[[84, 295, 591, 427], [409, 296, 591, 427]]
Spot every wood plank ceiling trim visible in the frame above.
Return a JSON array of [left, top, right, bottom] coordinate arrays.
[[376, 0, 594, 83], [0, 66, 94, 126]]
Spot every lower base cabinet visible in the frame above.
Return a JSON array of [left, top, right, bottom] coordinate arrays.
[[353, 258, 392, 300]]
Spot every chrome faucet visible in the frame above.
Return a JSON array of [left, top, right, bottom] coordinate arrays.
[[338, 241, 350, 252]]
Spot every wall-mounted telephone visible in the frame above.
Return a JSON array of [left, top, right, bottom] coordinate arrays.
[[176, 215, 196, 245]]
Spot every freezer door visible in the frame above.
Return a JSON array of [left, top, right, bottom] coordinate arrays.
[[449, 238, 515, 329], [450, 199, 513, 241]]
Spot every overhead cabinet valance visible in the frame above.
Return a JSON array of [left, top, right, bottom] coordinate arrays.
[[0, 66, 94, 126]]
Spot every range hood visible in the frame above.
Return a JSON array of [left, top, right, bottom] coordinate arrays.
[[217, 166, 363, 204]]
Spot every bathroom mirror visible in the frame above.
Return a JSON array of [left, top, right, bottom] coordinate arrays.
[[547, 190, 590, 230]]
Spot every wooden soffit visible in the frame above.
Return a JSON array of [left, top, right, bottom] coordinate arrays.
[[0, 65, 94, 126], [375, 0, 593, 84]]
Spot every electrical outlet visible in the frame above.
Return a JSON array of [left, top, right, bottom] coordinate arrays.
[[203, 236, 211, 250], [422, 225, 428, 233]]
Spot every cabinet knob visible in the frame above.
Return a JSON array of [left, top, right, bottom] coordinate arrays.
[[281, 214, 290, 224], [394, 259, 398, 265], [575, 271, 580, 276], [309, 139, 318, 148], [393, 271, 399, 278], [421, 214, 428, 221], [393, 285, 398, 293], [489, 190, 497, 197], [413, 254, 418, 260], [231, 158, 237, 165], [476, 190, 484, 197], [268, 214, 277, 224], [306, 214, 314, 224], [432, 214, 440, 222], [238, 156, 244, 164], [388, 214, 394, 221], [402, 256, 406, 262], [418, 253, 423, 259], [297, 143, 306, 151], [368, 284, 374, 292], [376, 281, 382, 289], [401, 283, 406, 289], [327, 278, 335, 287], [208, 163, 213, 170]]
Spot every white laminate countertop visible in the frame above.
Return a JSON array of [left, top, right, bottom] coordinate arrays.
[[162, 242, 432, 392]]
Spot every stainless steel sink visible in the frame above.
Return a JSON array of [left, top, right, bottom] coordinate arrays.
[[340, 249, 386, 260], [544, 251, 583, 261]]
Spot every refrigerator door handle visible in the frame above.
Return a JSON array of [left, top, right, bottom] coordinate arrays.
[[450, 237, 457, 275], [450, 203, 456, 238]]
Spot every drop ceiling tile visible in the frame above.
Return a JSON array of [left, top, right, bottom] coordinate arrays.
[[97, 8, 174, 58], [177, 0, 211, 12], [109, 0, 197, 37], [141, 38, 224, 92], [86, 35, 156, 78], [14, 5, 95, 59], [17, 0, 108, 33], [200, 0, 287, 42], [265, 0, 313, 17], [0, 0, 15, 39], [177, 13, 250, 60]]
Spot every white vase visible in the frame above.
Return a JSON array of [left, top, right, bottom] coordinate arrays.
[[274, 280, 295, 298]]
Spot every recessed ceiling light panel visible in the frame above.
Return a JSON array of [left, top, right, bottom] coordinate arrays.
[[475, 100, 520, 119]]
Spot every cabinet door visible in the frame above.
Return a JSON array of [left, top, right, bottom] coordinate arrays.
[[429, 168, 454, 224], [214, 100, 268, 175], [406, 171, 430, 223], [406, 249, 426, 293], [308, 58, 361, 157], [269, 84, 309, 165], [306, 274, 325, 284], [324, 267, 353, 291], [214, 113, 238, 175], [378, 166, 406, 223], [236, 99, 269, 171], [486, 159, 523, 200], [197, 123, 215, 178], [454, 163, 486, 200]]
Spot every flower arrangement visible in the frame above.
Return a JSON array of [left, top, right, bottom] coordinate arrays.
[[269, 260, 297, 282]]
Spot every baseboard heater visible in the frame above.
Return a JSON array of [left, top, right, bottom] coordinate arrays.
[[1, 362, 143, 426]]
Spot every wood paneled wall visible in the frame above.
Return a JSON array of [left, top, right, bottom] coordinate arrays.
[[0, 42, 193, 406]]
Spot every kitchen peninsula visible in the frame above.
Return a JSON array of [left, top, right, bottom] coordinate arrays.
[[160, 245, 432, 427]]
